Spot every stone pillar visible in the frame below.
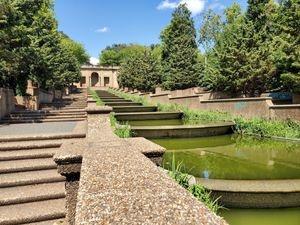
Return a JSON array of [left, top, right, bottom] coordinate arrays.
[[54, 141, 84, 225]]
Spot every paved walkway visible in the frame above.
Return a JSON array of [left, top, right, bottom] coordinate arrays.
[[0, 122, 78, 136]]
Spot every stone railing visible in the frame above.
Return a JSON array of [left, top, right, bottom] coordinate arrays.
[[54, 102, 227, 225], [123, 87, 300, 121]]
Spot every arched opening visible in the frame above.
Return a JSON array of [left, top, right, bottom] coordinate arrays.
[[91, 72, 99, 87]]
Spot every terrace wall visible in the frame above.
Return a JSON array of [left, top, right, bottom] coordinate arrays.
[[128, 87, 300, 121]]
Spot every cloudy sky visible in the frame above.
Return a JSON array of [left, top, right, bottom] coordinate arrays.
[[54, 0, 248, 63]]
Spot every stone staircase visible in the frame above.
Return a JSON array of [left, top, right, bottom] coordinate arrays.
[[0, 140, 66, 224], [0, 88, 88, 224], [1, 89, 87, 124]]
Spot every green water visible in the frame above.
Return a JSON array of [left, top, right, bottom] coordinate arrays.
[[126, 119, 184, 126], [151, 135, 300, 180], [221, 208, 300, 225]]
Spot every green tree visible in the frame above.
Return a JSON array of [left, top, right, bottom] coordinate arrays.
[[161, 4, 201, 90], [99, 49, 121, 66], [99, 44, 147, 66], [272, 0, 300, 93], [118, 50, 161, 92], [199, 10, 222, 51], [204, 3, 276, 96], [0, 0, 82, 93], [60, 34, 89, 65]]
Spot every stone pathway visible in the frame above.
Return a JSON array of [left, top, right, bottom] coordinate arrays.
[[0, 89, 87, 224]]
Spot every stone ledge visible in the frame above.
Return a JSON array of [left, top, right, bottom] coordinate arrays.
[[75, 144, 227, 225], [269, 104, 300, 109], [169, 94, 201, 100], [85, 106, 112, 114], [200, 97, 272, 103]]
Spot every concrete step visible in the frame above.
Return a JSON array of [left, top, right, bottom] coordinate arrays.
[[105, 102, 142, 106], [4, 113, 86, 119], [115, 111, 183, 121], [113, 106, 157, 113], [13, 109, 86, 114], [101, 99, 131, 102], [26, 219, 64, 225], [0, 182, 65, 206], [0, 141, 61, 151], [0, 198, 65, 225], [0, 133, 85, 142], [1, 117, 85, 124], [0, 148, 57, 161], [0, 169, 65, 188], [0, 158, 57, 174]]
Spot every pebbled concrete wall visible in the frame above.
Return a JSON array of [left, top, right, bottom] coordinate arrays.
[[0, 88, 15, 120]]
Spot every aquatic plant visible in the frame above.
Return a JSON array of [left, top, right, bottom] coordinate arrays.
[[109, 113, 132, 138], [166, 155, 223, 214]]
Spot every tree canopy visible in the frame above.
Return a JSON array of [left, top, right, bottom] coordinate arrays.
[[0, 0, 88, 95], [160, 4, 201, 90]]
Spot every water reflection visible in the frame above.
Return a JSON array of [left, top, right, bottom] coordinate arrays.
[[151, 135, 300, 180]]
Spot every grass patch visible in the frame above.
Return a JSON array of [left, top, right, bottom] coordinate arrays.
[[167, 156, 223, 214], [108, 88, 152, 106], [234, 117, 300, 139], [108, 88, 300, 139], [109, 113, 132, 138], [88, 88, 104, 106]]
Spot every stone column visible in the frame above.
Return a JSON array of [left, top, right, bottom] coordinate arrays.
[[54, 141, 84, 225]]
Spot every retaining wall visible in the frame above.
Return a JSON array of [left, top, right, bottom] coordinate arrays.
[[126, 87, 300, 121], [0, 88, 15, 119]]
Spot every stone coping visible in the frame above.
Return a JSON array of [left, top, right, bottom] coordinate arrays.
[[131, 122, 235, 130], [269, 104, 300, 109], [200, 97, 272, 103], [75, 142, 226, 225], [197, 178, 300, 193], [114, 111, 183, 116], [85, 106, 112, 114], [150, 93, 170, 97], [169, 94, 201, 100]]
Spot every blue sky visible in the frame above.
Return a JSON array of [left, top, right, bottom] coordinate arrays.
[[54, 0, 247, 63]]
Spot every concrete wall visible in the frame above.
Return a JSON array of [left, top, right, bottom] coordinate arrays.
[[77, 65, 119, 88], [39, 89, 54, 104], [0, 88, 15, 119], [127, 87, 300, 121]]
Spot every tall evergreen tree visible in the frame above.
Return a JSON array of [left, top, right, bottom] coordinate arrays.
[[161, 4, 201, 90], [272, 0, 300, 93], [203, 3, 276, 96]]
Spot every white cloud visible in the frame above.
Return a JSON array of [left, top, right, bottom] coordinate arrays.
[[157, 0, 177, 10], [89, 57, 99, 65], [95, 27, 109, 33], [157, 0, 205, 15]]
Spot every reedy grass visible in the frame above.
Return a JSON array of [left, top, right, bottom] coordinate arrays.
[[167, 155, 223, 214], [109, 113, 132, 138], [88, 88, 104, 106]]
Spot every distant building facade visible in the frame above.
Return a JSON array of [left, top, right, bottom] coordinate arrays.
[[75, 64, 119, 88]]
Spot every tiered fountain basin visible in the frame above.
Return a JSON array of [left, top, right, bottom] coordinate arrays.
[[151, 134, 300, 208]]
